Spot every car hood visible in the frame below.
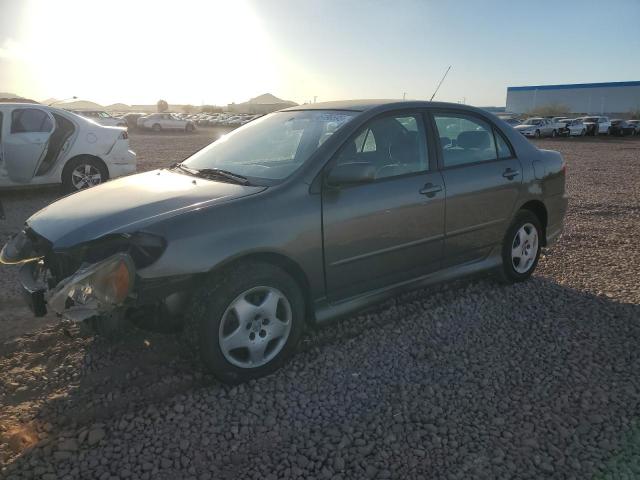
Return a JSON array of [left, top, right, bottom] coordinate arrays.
[[26, 169, 267, 249], [514, 124, 537, 131]]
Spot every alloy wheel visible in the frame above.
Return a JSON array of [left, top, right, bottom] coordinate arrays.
[[511, 223, 539, 274], [71, 164, 102, 190], [218, 286, 292, 368]]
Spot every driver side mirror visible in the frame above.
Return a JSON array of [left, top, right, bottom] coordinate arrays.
[[326, 162, 376, 187]]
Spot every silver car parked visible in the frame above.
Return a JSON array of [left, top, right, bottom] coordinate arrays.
[[514, 117, 559, 138]]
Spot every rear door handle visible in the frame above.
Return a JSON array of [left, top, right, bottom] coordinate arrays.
[[419, 183, 443, 197], [502, 168, 520, 179]]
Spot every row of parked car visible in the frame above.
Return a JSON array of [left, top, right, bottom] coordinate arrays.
[[67, 110, 262, 132], [181, 112, 262, 127], [507, 115, 640, 138]]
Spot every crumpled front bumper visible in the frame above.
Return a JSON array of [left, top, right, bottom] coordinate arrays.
[[18, 262, 48, 317], [17, 253, 136, 321]]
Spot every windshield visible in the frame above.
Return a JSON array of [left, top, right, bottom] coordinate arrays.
[[584, 117, 598, 122], [523, 119, 542, 125], [183, 110, 357, 182]]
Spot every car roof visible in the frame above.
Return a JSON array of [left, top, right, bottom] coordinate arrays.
[[282, 99, 488, 113], [0, 102, 45, 108]]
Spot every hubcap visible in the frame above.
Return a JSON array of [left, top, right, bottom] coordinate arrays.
[[71, 164, 102, 190], [511, 223, 539, 274], [218, 286, 292, 368]]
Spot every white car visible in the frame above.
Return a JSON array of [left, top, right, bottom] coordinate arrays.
[[582, 116, 612, 136], [137, 113, 195, 132], [564, 118, 587, 136], [69, 110, 127, 128], [0, 103, 136, 192]]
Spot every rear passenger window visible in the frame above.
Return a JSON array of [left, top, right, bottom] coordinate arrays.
[[434, 113, 497, 167], [495, 130, 514, 159], [11, 108, 53, 133]]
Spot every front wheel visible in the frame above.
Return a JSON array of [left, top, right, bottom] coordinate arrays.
[[534, 129, 541, 138], [185, 262, 305, 383], [581, 128, 586, 136], [497, 210, 542, 284], [152, 123, 162, 132], [551, 129, 557, 138]]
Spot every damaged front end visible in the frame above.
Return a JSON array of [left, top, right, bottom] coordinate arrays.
[[1, 228, 165, 322]]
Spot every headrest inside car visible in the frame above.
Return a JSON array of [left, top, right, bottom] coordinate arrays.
[[457, 131, 489, 149]]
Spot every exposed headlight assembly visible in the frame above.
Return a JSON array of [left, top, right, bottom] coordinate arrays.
[[48, 253, 135, 321]]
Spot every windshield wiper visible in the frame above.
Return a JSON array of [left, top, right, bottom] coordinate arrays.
[[171, 163, 251, 185], [196, 168, 250, 185]]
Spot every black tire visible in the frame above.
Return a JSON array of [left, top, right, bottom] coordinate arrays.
[[497, 210, 543, 284], [581, 128, 586, 136], [61, 156, 109, 193], [152, 123, 161, 132], [534, 129, 541, 138], [551, 129, 557, 138], [184, 262, 305, 383]]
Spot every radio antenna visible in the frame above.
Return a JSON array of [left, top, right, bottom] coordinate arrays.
[[430, 65, 451, 101]]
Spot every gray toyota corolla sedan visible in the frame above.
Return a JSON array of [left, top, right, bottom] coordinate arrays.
[[1, 100, 567, 383]]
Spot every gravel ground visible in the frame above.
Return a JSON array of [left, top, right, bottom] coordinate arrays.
[[1, 134, 639, 479]]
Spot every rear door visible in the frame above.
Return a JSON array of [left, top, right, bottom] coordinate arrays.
[[430, 110, 523, 267], [2, 106, 55, 183], [322, 111, 445, 300]]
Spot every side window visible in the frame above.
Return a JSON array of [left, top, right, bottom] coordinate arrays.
[[433, 113, 497, 168], [494, 129, 514, 159], [11, 108, 53, 134], [353, 128, 376, 152], [334, 113, 428, 180]]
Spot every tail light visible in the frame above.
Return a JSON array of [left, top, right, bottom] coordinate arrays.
[[119, 131, 128, 140]]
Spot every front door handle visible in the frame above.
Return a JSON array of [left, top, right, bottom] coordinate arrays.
[[419, 183, 442, 197], [502, 168, 520, 180]]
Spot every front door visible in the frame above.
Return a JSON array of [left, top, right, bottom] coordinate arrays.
[[431, 111, 522, 267], [2, 106, 55, 183], [322, 112, 445, 301]]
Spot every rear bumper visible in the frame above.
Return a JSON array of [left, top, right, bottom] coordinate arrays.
[[107, 149, 137, 179], [545, 193, 569, 246]]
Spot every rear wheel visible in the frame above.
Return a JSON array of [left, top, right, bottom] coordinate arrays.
[[152, 123, 161, 132], [497, 210, 542, 284], [62, 156, 108, 193], [551, 129, 557, 138], [184, 262, 305, 383], [534, 129, 541, 138]]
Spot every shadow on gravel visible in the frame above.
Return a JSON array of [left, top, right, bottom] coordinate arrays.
[[2, 276, 640, 479]]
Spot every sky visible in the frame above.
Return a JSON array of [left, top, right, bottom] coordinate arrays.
[[1, 0, 639, 107]]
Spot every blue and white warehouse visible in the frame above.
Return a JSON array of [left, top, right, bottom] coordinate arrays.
[[506, 81, 640, 115]]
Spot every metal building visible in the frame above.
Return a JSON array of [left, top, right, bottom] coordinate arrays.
[[506, 81, 640, 115]]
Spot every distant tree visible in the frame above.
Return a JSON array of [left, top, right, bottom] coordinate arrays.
[[527, 103, 571, 117], [157, 99, 169, 112], [182, 104, 195, 114], [200, 105, 223, 113]]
